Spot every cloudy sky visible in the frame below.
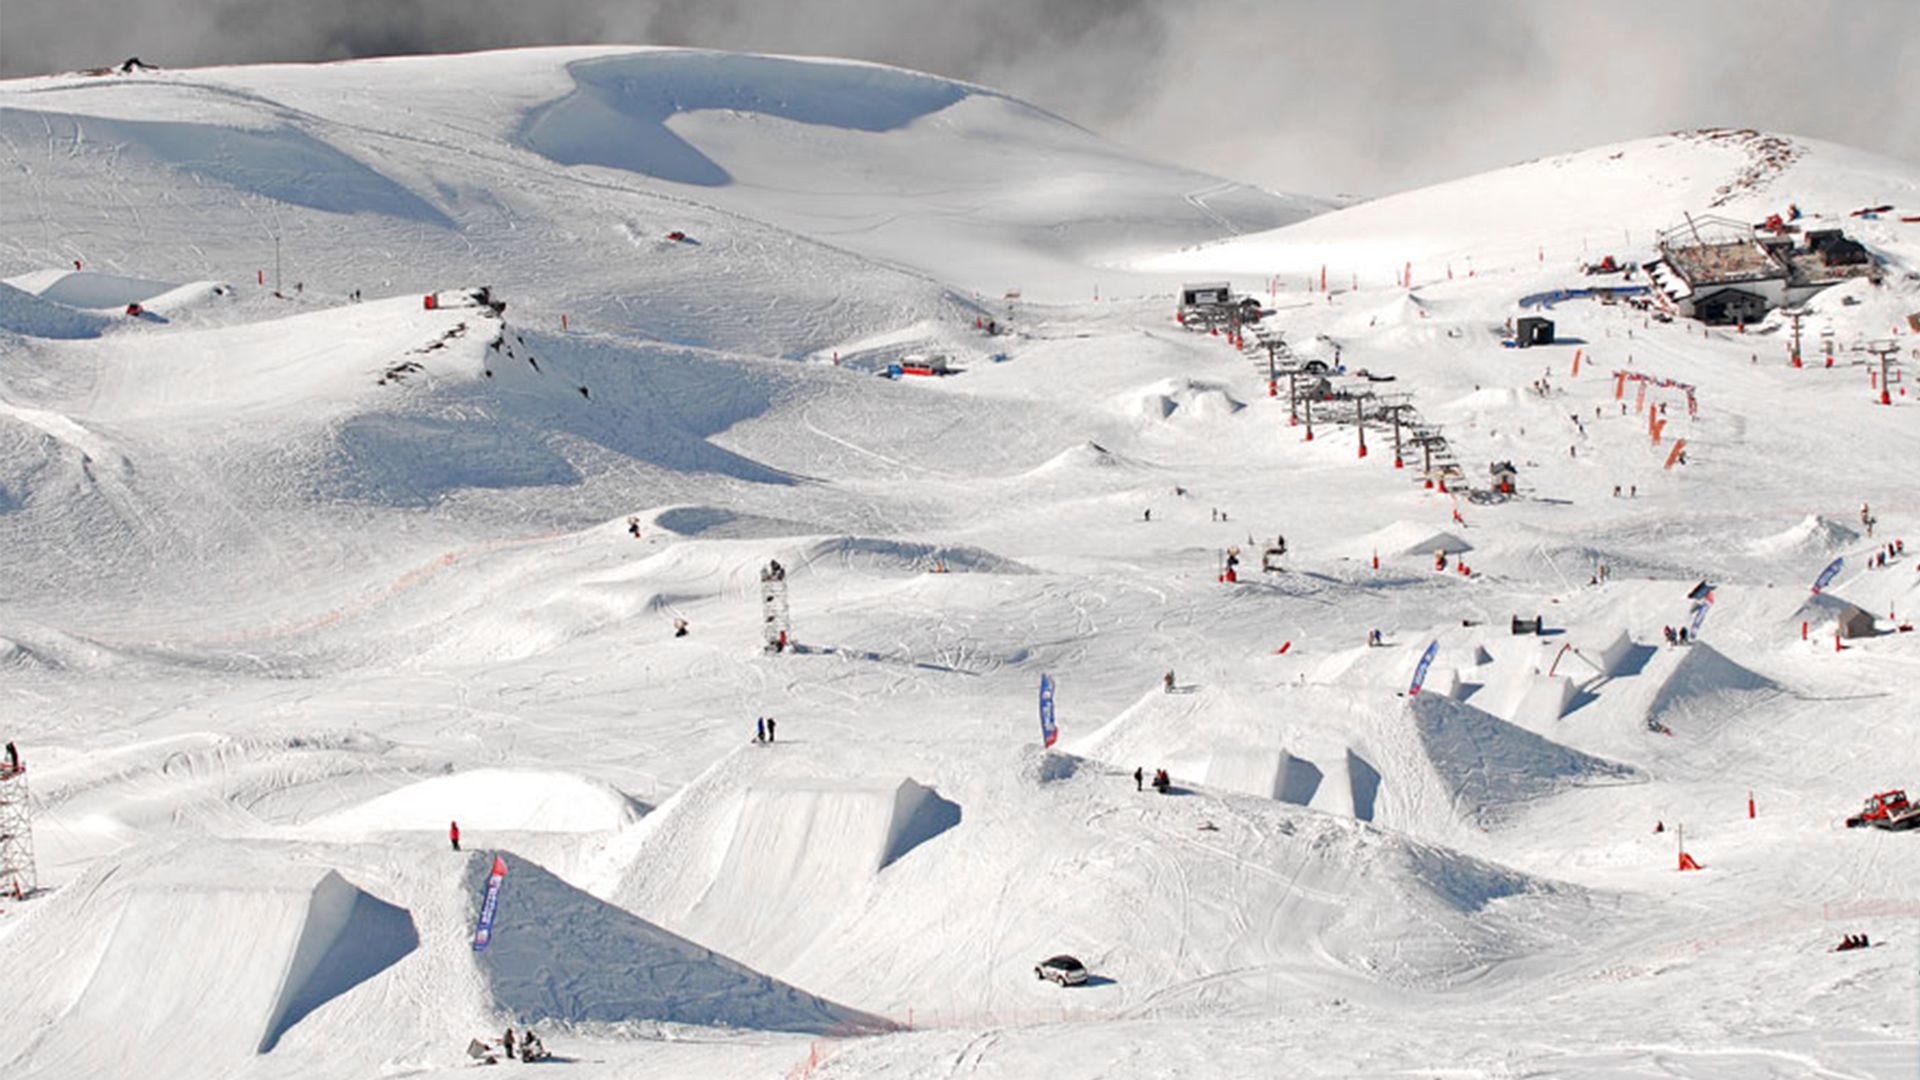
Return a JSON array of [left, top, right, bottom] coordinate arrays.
[[2, 0, 1913, 197]]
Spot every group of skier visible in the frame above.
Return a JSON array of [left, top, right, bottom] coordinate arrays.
[[1863, 538, 1905, 570], [468, 1025, 548, 1064], [1133, 766, 1171, 794], [754, 716, 779, 744]]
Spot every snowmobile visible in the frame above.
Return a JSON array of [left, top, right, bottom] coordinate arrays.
[[1845, 790, 1920, 830]]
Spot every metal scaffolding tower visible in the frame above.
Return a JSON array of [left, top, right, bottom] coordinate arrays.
[[760, 560, 790, 652], [0, 762, 37, 899]]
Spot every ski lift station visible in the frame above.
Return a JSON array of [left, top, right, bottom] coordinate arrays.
[[1179, 282, 1233, 313], [1643, 215, 1879, 325]]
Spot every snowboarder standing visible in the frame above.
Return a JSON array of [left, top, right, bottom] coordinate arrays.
[[756, 717, 766, 744], [1163, 670, 1175, 694], [504, 1027, 516, 1060], [449, 821, 461, 852], [766, 717, 777, 743], [1134, 766, 1144, 792], [4, 740, 18, 773]]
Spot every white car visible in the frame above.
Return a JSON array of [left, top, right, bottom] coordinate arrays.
[[1034, 955, 1088, 986]]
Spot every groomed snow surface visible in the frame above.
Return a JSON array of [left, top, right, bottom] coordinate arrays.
[[2, 46, 1918, 1080]]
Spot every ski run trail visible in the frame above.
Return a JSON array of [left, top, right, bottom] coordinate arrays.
[[1, 46, 1917, 1079]]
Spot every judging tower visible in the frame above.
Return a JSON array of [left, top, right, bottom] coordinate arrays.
[[0, 756, 36, 899]]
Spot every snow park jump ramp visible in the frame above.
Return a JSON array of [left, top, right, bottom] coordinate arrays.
[[464, 852, 891, 1034], [1644, 642, 1784, 736], [680, 776, 961, 970], [2, 844, 417, 1080], [1411, 693, 1638, 827]]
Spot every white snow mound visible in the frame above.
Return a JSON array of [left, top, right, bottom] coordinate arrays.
[[0, 844, 417, 1078], [1747, 514, 1861, 557], [1412, 693, 1637, 825], [468, 851, 891, 1034], [1352, 520, 1476, 558], [1644, 643, 1784, 735], [311, 768, 644, 836]]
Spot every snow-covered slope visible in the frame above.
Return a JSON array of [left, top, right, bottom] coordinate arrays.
[[1145, 129, 1920, 284], [2, 45, 1918, 1080]]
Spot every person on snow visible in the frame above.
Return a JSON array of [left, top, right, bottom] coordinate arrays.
[[766, 717, 777, 743], [4, 740, 18, 773], [1163, 671, 1175, 694], [674, 618, 689, 638], [503, 1027, 516, 1059], [756, 717, 766, 744], [1134, 766, 1144, 792], [1152, 769, 1171, 794], [521, 1029, 546, 1061], [1143, 508, 1152, 522], [450, 821, 461, 851]]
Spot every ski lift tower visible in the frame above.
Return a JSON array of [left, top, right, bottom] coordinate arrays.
[[760, 560, 791, 652], [0, 760, 36, 899], [1860, 339, 1899, 405]]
